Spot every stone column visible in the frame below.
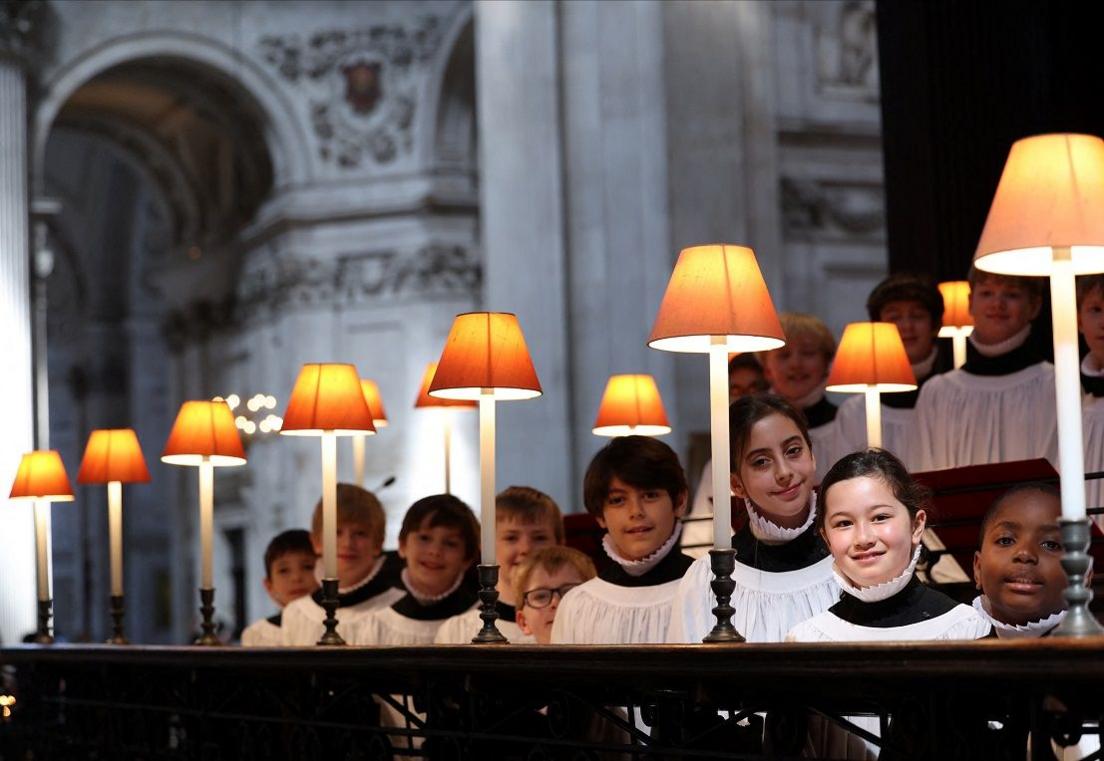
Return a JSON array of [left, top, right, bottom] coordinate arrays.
[[475, 0, 574, 506], [0, 48, 37, 644]]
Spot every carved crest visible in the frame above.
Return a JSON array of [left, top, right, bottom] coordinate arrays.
[[341, 60, 382, 115]]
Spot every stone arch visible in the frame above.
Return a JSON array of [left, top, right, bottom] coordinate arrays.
[[418, 6, 477, 174]]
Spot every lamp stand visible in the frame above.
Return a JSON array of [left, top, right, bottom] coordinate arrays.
[[196, 587, 219, 645], [107, 594, 127, 645], [32, 499, 54, 644], [34, 599, 53, 644], [864, 387, 882, 449], [317, 577, 345, 646], [472, 564, 507, 644], [352, 434, 366, 487], [1046, 250, 1104, 637], [703, 549, 744, 643], [443, 413, 453, 494]]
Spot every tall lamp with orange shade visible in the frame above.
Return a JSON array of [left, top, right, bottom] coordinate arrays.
[[280, 363, 376, 645], [938, 281, 973, 369], [592, 374, 671, 437], [415, 361, 476, 494], [161, 401, 246, 645], [77, 428, 150, 644], [825, 322, 917, 447], [352, 379, 389, 487], [974, 133, 1104, 636], [8, 450, 74, 644], [429, 313, 542, 643], [648, 244, 785, 642]]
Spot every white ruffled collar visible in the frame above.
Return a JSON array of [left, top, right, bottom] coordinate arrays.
[[1082, 354, 1104, 377], [834, 544, 922, 602], [602, 522, 682, 577], [315, 553, 385, 595], [401, 567, 465, 605], [911, 347, 939, 382], [971, 595, 1066, 639], [745, 491, 817, 545], [969, 324, 1030, 357]]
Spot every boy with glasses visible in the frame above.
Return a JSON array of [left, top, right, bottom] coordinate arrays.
[[516, 547, 596, 644]]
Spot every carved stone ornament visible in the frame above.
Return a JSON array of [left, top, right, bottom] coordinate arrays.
[[780, 176, 884, 239], [0, 0, 47, 60], [815, 0, 879, 102], [236, 243, 481, 320], [258, 16, 444, 169]]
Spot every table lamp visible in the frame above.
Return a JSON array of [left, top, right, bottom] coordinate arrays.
[[429, 312, 542, 643], [825, 322, 917, 447], [938, 281, 973, 369], [77, 428, 150, 644], [414, 361, 476, 494], [649, 244, 785, 642], [592, 374, 671, 437], [974, 133, 1104, 637], [162, 401, 246, 645], [352, 379, 389, 487], [8, 450, 74, 644], [280, 363, 375, 645]]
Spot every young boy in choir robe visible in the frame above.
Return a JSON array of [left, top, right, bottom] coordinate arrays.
[[1078, 275, 1104, 523], [972, 483, 1070, 638], [786, 448, 989, 761], [668, 395, 837, 644], [916, 268, 1056, 470], [835, 274, 948, 469], [280, 484, 404, 646], [759, 312, 842, 482], [516, 546, 596, 644], [241, 529, 318, 646], [435, 486, 562, 644], [551, 436, 694, 644], [350, 494, 479, 645]]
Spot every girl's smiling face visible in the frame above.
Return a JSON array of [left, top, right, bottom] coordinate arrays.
[[822, 476, 926, 588], [731, 413, 816, 529]]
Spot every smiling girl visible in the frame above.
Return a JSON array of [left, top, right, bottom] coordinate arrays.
[[668, 395, 838, 643], [551, 436, 693, 644]]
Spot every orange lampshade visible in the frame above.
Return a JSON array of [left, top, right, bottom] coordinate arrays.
[[414, 362, 476, 409], [78, 429, 151, 484], [975, 133, 1104, 276], [429, 313, 542, 401], [826, 322, 917, 393], [9, 450, 74, 502], [937, 281, 973, 334], [359, 379, 389, 428], [648, 244, 786, 353], [592, 374, 671, 437], [281, 363, 376, 437], [161, 401, 247, 466]]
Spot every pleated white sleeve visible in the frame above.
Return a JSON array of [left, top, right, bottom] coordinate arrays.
[[279, 587, 406, 646], [240, 617, 282, 647], [433, 607, 532, 644], [915, 365, 1057, 471], [550, 578, 682, 644], [666, 553, 838, 644], [809, 420, 845, 482], [1084, 396, 1104, 530], [347, 607, 458, 646]]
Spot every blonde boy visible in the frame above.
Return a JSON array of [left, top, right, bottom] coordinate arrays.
[[280, 483, 403, 645], [515, 546, 596, 644], [434, 486, 564, 643]]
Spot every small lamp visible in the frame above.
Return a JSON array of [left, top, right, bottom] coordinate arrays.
[[77, 429, 150, 644], [162, 401, 246, 645], [280, 363, 376, 645], [414, 361, 476, 494], [352, 379, 389, 487], [430, 312, 542, 643], [825, 322, 917, 448], [9, 450, 74, 644], [974, 133, 1104, 637], [649, 244, 785, 642], [592, 374, 671, 437], [938, 281, 974, 369]]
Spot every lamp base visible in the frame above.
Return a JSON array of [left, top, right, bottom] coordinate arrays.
[[317, 578, 346, 646], [195, 587, 219, 646], [34, 598, 54, 645], [107, 594, 128, 645], [471, 564, 508, 644], [703, 549, 745, 643], [1052, 518, 1104, 638]]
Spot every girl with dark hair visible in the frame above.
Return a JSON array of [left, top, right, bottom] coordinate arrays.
[[668, 394, 838, 643]]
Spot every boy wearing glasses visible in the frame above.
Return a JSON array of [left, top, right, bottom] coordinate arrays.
[[515, 547, 596, 644]]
